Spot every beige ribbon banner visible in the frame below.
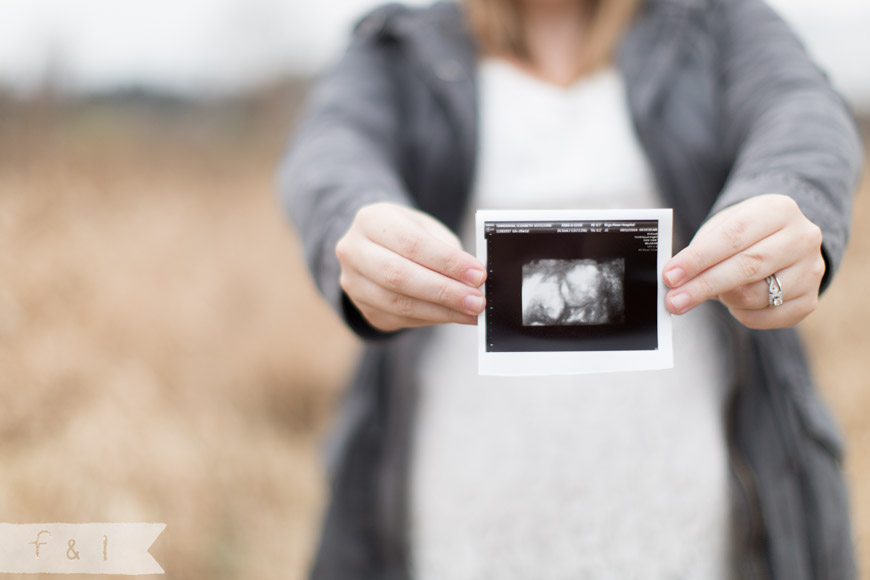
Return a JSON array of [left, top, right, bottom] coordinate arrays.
[[0, 523, 165, 575]]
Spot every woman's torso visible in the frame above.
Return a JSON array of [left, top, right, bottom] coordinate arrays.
[[410, 61, 734, 579]]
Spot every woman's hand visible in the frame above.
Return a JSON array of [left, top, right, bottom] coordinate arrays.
[[663, 194, 826, 329], [335, 202, 487, 332]]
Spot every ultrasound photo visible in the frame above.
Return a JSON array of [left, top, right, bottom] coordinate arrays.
[[476, 209, 673, 375], [522, 259, 624, 326]]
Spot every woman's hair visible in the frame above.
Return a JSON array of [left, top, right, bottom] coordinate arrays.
[[463, 0, 641, 77]]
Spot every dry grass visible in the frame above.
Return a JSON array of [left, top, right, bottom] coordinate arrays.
[[0, 91, 867, 579], [0, 91, 359, 580], [803, 137, 870, 575]]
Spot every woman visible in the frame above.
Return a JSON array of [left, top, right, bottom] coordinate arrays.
[[280, 0, 863, 578]]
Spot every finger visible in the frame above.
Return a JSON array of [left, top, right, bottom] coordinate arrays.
[[717, 278, 775, 311], [726, 293, 819, 330], [365, 209, 486, 287], [355, 242, 486, 316], [718, 266, 813, 311], [346, 273, 480, 328], [664, 228, 802, 314], [663, 198, 793, 289]]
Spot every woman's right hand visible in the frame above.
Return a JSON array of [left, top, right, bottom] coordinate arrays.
[[335, 202, 487, 332]]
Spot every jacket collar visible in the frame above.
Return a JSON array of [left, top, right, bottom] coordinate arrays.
[[386, 2, 478, 134], [619, 0, 704, 118], [362, 0, 705, 118], [361, 2, 479, 222]]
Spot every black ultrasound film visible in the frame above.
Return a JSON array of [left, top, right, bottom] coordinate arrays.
[[484, 220, 659, 353]]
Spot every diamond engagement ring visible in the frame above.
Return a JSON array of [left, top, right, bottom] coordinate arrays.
[[766, 274, 784, 307]]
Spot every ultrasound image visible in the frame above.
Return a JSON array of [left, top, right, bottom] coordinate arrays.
[[521, 259, 625, 326]]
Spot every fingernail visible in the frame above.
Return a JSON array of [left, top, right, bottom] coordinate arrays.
[[463, 268, 485, 287], [668, 292, 690, 314], [463, 295, 485, 315], [664, 266, 686, 288]]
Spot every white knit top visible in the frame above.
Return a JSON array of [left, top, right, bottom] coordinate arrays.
[[409, 61, 734, 579]]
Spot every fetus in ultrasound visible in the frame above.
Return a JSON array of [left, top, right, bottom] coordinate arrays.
[[522, 259, 624, 326]]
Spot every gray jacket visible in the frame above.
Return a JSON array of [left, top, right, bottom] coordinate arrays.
[[279, 0, 864, 578]]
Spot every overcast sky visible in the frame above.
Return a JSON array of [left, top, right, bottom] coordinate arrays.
[[0, 0, 868, 110]]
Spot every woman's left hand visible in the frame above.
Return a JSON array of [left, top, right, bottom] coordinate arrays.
[[662, 194, 826, 329]]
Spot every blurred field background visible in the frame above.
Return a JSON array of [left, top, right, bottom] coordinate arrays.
[[1, 0, 870, 572], [0, 85, 362, 579], [0, 82, 868, 579]]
